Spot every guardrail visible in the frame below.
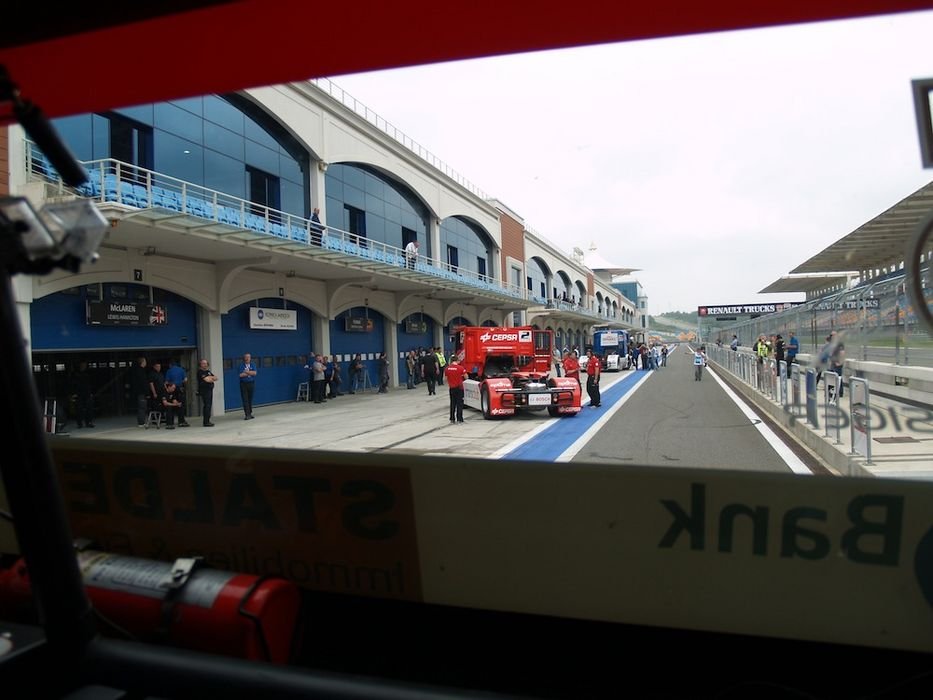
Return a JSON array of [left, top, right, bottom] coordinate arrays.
[[25, 145, 525, 300], [706, 345, 900, 476]]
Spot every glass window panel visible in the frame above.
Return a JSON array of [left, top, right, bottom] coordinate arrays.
[[170, 96, 203, 117], [341, 165, 365, 190], [54, 115, 93, 161], [245, 140, 279, 174], [92, 114, 110, 160], [365, 192, 385, 218], [401, 211, 420, 230], [279, 153, 303, 183], [280, 179, 305, 218], [114, 104, 154, 126], [364, 171, 384, 195], [154, 131, 204, 184], [324, 176, 342, 200], [204, 122, 244, 160], [204, 95, 244, 134], [204, 150, 245, 199], [383, 186, 401, 208], [244, 115, 280, 150], [366, 216, 386, 241], [384, 204, 401, 224], [155, 103, 203, 144], [325, 196, 345, 229], [344, 184, 365, 208]]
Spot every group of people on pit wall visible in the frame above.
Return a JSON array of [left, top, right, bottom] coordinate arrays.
[[739, 329, 844, 400]]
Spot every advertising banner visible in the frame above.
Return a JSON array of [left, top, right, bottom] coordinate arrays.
[[249, 307, 297, 330], [86, 300, 168, 326]]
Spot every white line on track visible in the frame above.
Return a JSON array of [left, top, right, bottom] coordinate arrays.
[[707, 365, 813, 475]]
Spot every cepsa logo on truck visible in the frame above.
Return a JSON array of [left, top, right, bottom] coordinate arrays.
[[479, 330, 532, 343]]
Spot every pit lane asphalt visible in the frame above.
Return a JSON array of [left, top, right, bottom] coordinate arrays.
[[59, 354, 808, 474], [567, 349, 815, 473]]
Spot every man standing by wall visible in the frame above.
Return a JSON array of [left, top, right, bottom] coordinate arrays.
[[445, 355, 469, 423], [238, 352, 257, 419], [197, 359, 217, 427], [311, 354, 326, 403], [585, 349, 601, 407], [435, 346, 446, 386], [349, 353, 364, 394], [148, 361, 165, 408], [129, 356, 149, 427], [69, 360, 94, 428], [830, 334, 846, 401], [421, 349, 439, 395], [786, 331, 799, 368], [562, 350, 580, 386], [164, 358, 189, 427]]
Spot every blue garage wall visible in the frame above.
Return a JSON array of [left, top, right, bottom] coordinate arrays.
[[396, 314, 435, 380], [329, 308, 385, 387], [31, 285, 197, 351], [222, 299, 313, 410]]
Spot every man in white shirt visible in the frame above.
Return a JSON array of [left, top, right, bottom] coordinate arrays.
[[405, 239, 419, 269]]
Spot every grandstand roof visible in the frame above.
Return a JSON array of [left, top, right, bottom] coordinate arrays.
[[789, 179, 933, 275], [758, 272, 856, 294]]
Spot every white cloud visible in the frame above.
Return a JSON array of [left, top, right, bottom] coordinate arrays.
[[330, 11, 933, 313]]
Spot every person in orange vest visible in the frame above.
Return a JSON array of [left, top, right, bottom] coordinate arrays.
[[444, 355, 469, 424]]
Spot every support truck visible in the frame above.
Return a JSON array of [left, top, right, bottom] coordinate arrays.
[[454, 326, 581, 418], [592, 329, 631, 371]]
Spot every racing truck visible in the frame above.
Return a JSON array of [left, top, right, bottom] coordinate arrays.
[[454, 326, 581, 418], [592, 329, 631, 371]]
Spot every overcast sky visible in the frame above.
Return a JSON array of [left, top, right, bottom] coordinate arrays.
[[326, 10, 933, 314]]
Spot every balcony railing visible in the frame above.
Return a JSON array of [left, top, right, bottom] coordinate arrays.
[[25, 145, 525, 300]]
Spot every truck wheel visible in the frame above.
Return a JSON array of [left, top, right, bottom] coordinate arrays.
[[480, 386, 492, 420], [547, 406, 559, 417]]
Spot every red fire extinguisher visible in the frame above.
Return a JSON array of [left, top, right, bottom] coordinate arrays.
[[0, 549, 301, 664]]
